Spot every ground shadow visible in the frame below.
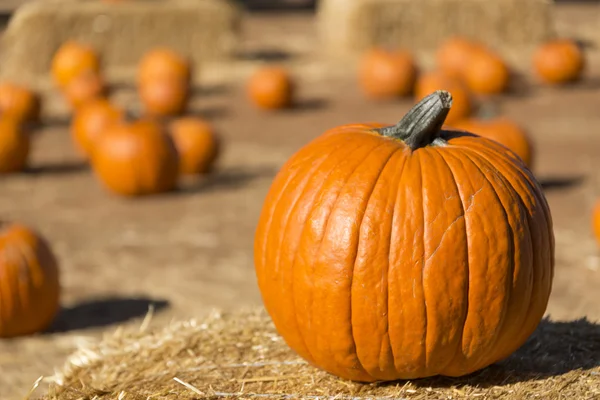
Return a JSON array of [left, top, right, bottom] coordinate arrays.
[[234, 0, 316, 11], [40, 115, 72, 128], [187, 106, 231, 120], [540, 175, 585, 191], [192, 84, 232, 97], [288, 97, 330, 112], [235, 48, 293, 62], [46, 297, 170, 333], [177, 165, 278, 195], [374, 318, 600, 390], [26, 160, 89, 175]]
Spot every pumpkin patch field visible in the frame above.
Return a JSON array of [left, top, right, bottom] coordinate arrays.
[[0, 2, 600, 399]]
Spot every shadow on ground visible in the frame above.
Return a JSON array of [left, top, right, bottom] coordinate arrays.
[[177, 165, 279, 195], [46, 297, 170, 333], [540, 175, 585, 191], [26, 160, 89, 176]]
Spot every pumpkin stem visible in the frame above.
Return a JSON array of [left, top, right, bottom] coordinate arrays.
[[377, 90, 453, 150]]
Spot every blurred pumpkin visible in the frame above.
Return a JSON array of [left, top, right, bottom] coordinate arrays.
[[0, 222, 60, 338], [533, 39, 584, 85], [358, 48, 418, 99], [254, 90, 554, 382], [168, 117, 220, 175], [63, 71, 106, 110], [436, 36, 484, 80], [139, 78, 189, 117], [0, 82, 40, 124], [137, 48, 191, 84], [0, 117, 30, 173], [91, 119, 179, 196], [414, 71, 471, 124], [450, 116, 534, 168], [247, 66, 294, 110], [71, 98, 123, 158], [463, 49, 510, 95], [594, 200, 600, 247], [51, 41, 101, 88]]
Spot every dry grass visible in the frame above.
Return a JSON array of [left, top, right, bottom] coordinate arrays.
[[36, 307, 600, 400]]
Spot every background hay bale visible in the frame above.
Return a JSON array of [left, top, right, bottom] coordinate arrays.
[[40, 307, 600, 399], [317, 0, 556, 69], [0, 0, 242, 87]]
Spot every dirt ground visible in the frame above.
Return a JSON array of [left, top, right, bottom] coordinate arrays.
[[1, 4, 600, 399]]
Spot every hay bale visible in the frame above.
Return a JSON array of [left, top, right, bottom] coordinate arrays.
[[317, 0, 556, 67], [0, 0, 241, 86], [39, 307, 600, 399]]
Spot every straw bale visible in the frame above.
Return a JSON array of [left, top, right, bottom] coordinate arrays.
[[39, 307, 600, 399], [317, 0, 556, 67], [0, 0, 241, 86]]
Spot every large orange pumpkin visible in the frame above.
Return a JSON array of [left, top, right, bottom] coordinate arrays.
[[137, 48, 191, 84], [138, 78, 189, 117], [254, 91, 554, 382], [414, 71, 471, 124], [436, 36, 484, 80], [0, 82, 40, 124], [450, 117, 534, 169], [71, 98, 124, 158], [532, 39, 585, 85], [0, 223, 60, 338], [464, 49, 510, 95], [247, 66, 294, 110], [91, 119, 179, 196], [63, 71, 106, 110], [51, 41, 101, 88], [168, 117, 220, 175], [358, 48, 418, 99], [0, 117, 30, 173]]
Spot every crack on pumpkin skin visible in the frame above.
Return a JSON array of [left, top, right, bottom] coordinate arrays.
[[424, 214, 464, 264]]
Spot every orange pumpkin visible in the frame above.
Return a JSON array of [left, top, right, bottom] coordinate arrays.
[[414, 71, 471, 124], [138, 78, 189, 117], [0, 117, 30, 173], [254, 90, 554, 382], [358, 48, 418, 99], [71, 98, 123, 158], [63, 71, 106, 110], [594, 200, 600, 247], [0, 82, 40, 124], [168, 117, 220, 175], [464, 49, 510, 95], [247, 66, 294, 110], [137, 48, 191, 84], [436, 36, 484, 80], [91, 119, 179, 196], [533, 39, 585, 85], [51, 41, 101, 88], [0, 223, 60, 338], [450, 117, 534, 169]]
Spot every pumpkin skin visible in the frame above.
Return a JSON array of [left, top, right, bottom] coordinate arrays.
[[63, 71, 106, 110], [138, 48, 191, 84], [358, 48, 418, 99], [91, 119, 179, 196], [247, 66, 294, 110], [51, 41, 101, 88], [450, 118, 534, 169], [436, 37, 484, 80], [71, 98, 124, 158], [0, 117, 30, 173], [414, 72, 471, 124], [464, 50, 510, 95], [533, 39, 584, 85], [0, 223, 60, 338], [139, 78, 189, 117], [254, 91, 554, 382], [593, 200, 600, 247], [168, 117, 220, 175], [0, 82, 40, 124]]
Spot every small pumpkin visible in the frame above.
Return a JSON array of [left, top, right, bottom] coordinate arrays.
[[138, 78, 189, 117], [51, 41, 101, 88], [63, 71, 106, 110], [358, 48, 418, 99], [0, 82, 40, 124], [533, 39, 585, 85], [254, 91, 554, 382], [168, 117, 220, 175], [0, 117, 30, 173], [594, 200, 600, 247], [91, 118, 179, 196], [450, 116, 534, 169], [0, 222, 60, 338], [436, 36, 485, 80], [414, 71, 471, 124], [463, 49, 510, 95], [247, 66, 294, 110], [71, 98, 124, 158], [137, 48, 191, 84]]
